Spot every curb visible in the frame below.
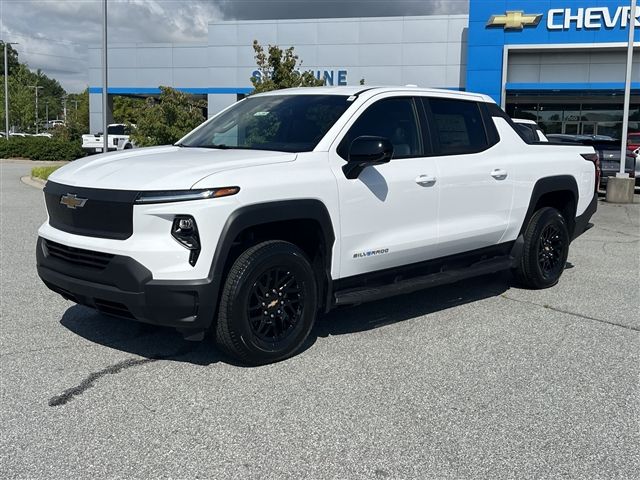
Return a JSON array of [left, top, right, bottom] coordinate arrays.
[[21, 176, 46, 190]]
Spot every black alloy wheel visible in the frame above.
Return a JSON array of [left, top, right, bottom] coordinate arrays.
[[215, 240, 318, 365], [513, 207, 570, 289], [537, 224, 565, 280], [247, 267, 304, 343]]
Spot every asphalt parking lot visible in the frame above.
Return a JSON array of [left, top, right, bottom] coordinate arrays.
[[1, 159, 639, 479]]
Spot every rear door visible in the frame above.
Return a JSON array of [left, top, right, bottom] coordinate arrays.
[[421, 97, 514, 256]]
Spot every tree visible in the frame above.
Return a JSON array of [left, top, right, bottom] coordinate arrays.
[[250, 40, 325, 94], [130, 86, 206, 146], [0, 58, 66, 132], [54, 89, 89, 141], [113, 96, 145, 124], [0, 43, 20, 76], [5, 65, 35, 132]]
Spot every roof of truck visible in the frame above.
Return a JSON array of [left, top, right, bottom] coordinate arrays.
[[254, 86, 495, 103]]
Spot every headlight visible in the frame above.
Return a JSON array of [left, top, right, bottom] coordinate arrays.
[[135, 187, 239, 204], [171, 215, 200, 266]]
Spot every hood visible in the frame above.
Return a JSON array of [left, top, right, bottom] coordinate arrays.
[[49, 146, 296, 190]]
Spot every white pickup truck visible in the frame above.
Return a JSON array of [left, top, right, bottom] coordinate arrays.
[[81, 123, 134, 153], [37, 86, 598, 365]]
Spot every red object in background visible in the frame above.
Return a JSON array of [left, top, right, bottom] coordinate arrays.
[[627, 132, 640, 151]]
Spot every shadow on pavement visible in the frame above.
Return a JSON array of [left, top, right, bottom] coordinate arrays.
[[60, 271, 513, 365], [60, 306, 226, 366], [314, 271, 511, 338]]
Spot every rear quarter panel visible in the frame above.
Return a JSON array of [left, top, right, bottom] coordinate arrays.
[[492, 117, 596, 243]]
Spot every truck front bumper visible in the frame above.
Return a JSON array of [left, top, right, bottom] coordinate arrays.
[[36, 237, 218, 333]]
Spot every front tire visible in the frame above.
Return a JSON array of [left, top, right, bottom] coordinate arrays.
[[513, 207, 570, 289], [215, 241, 318, 365]]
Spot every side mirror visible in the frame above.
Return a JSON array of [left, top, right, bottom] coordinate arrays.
[[342, 136, 393, 179]]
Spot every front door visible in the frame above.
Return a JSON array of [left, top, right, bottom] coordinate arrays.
[[328, 95, 440, 279], [423, 96, 514, 257]]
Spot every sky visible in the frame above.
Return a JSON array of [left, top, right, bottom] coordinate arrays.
[[0, 0, 469, 93]]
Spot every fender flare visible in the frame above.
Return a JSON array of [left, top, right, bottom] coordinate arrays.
[[207, 199, 336, 313], [519, 175, 579, 237]]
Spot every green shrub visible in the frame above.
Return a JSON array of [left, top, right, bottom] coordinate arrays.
[[31, 165, 61, 180], [0, 137, 85, 161]]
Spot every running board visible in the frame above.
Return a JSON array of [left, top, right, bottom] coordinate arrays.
[[333, 256, 513, 306]]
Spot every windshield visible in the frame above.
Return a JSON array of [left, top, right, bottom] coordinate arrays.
[[179, 94, 351, 152]]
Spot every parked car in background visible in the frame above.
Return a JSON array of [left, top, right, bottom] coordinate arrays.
[[548, 134, 635, 189], [547, 134, 617, 143], [82, 123, 135, 153], [45, 120, 65, 130], [33, 133, 53, 139], [632, 147, 640, 186], [512, 118, 548, 142], [627, 132, 640, 152]]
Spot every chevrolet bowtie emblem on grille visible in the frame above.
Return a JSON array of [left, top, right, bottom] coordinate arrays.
[[486, 11, 542, 30], [60, 194, 88, 209]]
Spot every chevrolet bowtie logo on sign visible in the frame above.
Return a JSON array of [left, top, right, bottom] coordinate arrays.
[[60, 194, 88, 209], [487, 11, 543, 30]]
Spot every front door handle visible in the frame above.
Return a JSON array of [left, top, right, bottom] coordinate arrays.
[[491, 169, 508, 180], [415, 174, 436, 186]]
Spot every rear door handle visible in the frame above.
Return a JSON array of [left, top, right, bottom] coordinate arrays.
[[491, 169, 508, 180], [415, 174, 436, 186]]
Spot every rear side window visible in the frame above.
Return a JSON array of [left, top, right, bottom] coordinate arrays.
[[107, 125, 125, 135], [337, 97, 423, 160], [426, 98, 489, 155], [515, 123, 537, 143]]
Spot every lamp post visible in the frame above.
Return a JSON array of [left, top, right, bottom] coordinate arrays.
[[45, 101, 49, 124], [102, 0, 109, 153], [606, 0, 638, 203], [28, 85, 43, 134], [1, 40, 19, 138], [619, 0, 637, 176]]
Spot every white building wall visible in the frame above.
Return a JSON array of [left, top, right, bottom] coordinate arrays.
[[207, 15, 468, 114], [88, 15, 468, 130]]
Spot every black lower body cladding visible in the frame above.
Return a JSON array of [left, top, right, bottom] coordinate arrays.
[[572, 192, 598, 241], [36, 237, 218, 331]]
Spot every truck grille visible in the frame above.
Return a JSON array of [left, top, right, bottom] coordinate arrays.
[[44, 239, 114, 270], [44, 181, 137, 240]]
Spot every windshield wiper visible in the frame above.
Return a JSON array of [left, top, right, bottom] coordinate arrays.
[[174, 142, 190, 147]]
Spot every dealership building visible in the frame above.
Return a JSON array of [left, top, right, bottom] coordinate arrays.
[[89, 0, 640, 138]]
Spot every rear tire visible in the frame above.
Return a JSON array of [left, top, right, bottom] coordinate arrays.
[[215, 240, 318, 365], [513, 207, 569, 289]]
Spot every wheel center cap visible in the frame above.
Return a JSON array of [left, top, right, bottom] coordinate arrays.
[[267, 299, 279, 309]]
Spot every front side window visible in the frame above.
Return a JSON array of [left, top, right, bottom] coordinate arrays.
[[338, 97, 423, 160], [427, 98, 488, 155], [180, 95, 351, 153]]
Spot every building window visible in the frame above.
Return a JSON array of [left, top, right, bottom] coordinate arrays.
[[507, 101, 640, 138]]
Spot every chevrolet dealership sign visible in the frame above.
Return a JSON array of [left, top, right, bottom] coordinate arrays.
[[487, 11, 542, 30], [548, 6, 640, 29], [488, 6, 640, 31]]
